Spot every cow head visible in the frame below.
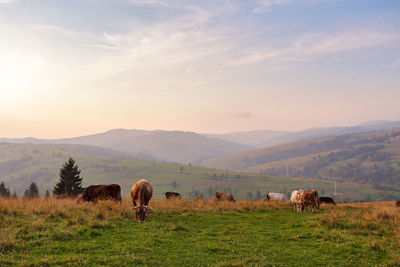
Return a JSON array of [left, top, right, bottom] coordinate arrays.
[[131, 205, 153, 222], [76, 194, 83, 203], [81, 193, 90, 202]]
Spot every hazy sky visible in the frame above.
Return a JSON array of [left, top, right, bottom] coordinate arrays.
[[1, 0, 399, 138]]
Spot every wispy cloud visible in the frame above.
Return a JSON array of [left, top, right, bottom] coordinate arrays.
[[231, 28, 399, 66], [252, 0, 340, 13], [126, 0, 169, 6], [253, 0, 291, 13], [0, 0, 17, 4]]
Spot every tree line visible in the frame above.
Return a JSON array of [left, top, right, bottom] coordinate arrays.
[[0, 157, 84, 199], [261, 144, 400, 186]]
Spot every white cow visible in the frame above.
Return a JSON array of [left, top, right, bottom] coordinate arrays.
[[290, 190, 304, 212], [266, 192, 288, 202]]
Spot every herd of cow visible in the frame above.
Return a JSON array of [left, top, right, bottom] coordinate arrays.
[[77, 179, 337, 222]]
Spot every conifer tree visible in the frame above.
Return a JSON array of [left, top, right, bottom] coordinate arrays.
[[0, 182, 11, 197], [24, 182, 39, 198], [53, 157, 84, 197]]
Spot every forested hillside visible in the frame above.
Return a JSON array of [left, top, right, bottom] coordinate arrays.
[[203, 129, 400, 186]]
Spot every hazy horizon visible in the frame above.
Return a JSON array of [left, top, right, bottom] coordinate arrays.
[[1, 119, 399, 139], [1, 0, 400, 138]]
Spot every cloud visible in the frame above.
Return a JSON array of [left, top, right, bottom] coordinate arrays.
[[29, 24, 119, 50], [231, 28, 399, 66], [252, 0, 340, 13], [233, 110, 254, 119], [253, 0, 291, 13], [126, 0, 169, 6], [0, 0, 17, 4]]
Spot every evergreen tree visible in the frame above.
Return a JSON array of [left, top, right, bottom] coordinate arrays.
[[53, 157, 84, 197], [0, 182, 11, 197], [24, 182, 39, 198]]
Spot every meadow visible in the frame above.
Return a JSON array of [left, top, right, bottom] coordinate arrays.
[[2, 143, 399, 202], [1, 198, 400, 266]]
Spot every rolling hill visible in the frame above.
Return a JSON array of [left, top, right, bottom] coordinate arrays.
[[204, 130, 286, 148], [2, 121, 400, 165], [0, 129, 252, 164], [202, 128, 400, 186], [0, 143, 399, 202]]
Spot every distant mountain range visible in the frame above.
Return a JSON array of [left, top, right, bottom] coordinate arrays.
[[0, 130, 252, 164], [1, 120, 400, 165], [206, 120, 400, 148]]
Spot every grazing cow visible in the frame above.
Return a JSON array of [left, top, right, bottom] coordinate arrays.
[[319, 197, 336, 205], [301, 190, 319, 212], [215, 192, 236, 202], [131, 179, 153, 222], [396, 201, 400, 207], [266, 192, 288, 202], [81, 184, 122, 203], [165, 192, 181, 199], [290, 190, 304, 212]]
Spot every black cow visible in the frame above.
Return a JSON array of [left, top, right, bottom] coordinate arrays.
[[165, 192, 181, 199], [396, 201, 400, 207], [319, 197, 336, 205]]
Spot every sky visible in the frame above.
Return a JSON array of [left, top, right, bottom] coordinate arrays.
[[0, 0, 399, 138]]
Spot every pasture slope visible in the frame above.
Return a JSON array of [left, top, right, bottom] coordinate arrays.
[[202, 128, 400, 187], [1, 143, 399, 202], [1, 198, 399, 266]]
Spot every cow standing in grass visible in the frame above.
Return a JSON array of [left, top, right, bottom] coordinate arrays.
[[301, 190, 319, 212], [131, 179, 153, 222], [81, 184, 122, 203], [215, 192, 236, 202], [266, 192, 288, 202], [290, 190, 304, 212], [396, 201, 400, 207]]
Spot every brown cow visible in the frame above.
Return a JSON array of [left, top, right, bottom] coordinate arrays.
[[131, 179, 153, 222], [396, 201, 400, 207], [215, 192, 236, 202], [301, 190, 319, 212], [81, 184, 122, 203], [165, 192, 181, 199]]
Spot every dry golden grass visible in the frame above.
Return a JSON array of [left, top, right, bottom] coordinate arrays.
[[0, 197, 288, 218], [338, 201, 398, 208]]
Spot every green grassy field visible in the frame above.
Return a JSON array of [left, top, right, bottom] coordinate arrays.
[[1, 143, 399, 202], [1, 198, 399, 266]]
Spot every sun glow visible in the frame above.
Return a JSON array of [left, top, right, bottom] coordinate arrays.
[[0, 52, 46, 99]]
